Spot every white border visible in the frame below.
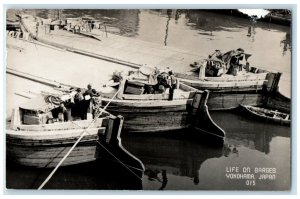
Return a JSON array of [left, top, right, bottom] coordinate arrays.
[[1, 0, 298, 198]]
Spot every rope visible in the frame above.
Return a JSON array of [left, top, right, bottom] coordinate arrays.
[[45, 95, 62, 105], [96, 140, 143, 181], [38, 131, 87, 190], [69, 88, 121, 130], [38, 87, 122, 189], [70, 87, 121, 130], [86, 88, 121, 129], [193, 126, 225, 139]]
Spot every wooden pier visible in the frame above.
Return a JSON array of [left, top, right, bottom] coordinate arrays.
[[19, 14, 204, 73]]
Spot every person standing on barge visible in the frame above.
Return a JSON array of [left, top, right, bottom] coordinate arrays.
[[74, 88, 84, 119], [168, 71, 177, 101]]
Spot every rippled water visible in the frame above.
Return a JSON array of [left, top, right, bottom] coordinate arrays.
[[6, 9, 291, 190]]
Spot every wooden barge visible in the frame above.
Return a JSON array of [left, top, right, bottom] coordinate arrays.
[[7, 92, 144, 171], [175, 49, 288, 110], [100, 70, 225, 143], [15, 14, 290, 112], [6, 68, 225, 143]]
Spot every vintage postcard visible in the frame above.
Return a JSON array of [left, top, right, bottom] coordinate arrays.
[[5, 8, 292, 191]]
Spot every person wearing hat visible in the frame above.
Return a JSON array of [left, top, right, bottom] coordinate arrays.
[[74, 88, 84, 119], [74, 88, 84, 103], [84, 84, 93, 98], [82, 84, 92, 115], [168, 70, 177, 101]]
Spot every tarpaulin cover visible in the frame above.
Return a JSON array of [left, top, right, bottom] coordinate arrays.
[[19, 95, 59, 113]]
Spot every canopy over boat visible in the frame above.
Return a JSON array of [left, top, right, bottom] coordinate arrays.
[[19, 95, 59, 113], [191, 48, 252, 77], [18, 90, 75, 113]]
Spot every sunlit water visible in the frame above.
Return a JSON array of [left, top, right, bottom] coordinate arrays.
[[6, 9, 291, 190]]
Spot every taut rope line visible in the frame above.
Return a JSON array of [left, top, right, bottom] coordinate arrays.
[[96, 140, 143, 181], [38, 131, 87, 190], [38, 88, 121, 190]]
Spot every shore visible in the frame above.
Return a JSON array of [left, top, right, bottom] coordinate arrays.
[[189, 9, 291, 26]]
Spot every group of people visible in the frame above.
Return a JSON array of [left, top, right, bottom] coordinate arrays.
[[144, 70, 178, 101], [73, 84, 101, 120], [57, 84, 101, 122]]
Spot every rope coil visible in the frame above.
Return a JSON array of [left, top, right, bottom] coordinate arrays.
[[38, 88, 126, 190]]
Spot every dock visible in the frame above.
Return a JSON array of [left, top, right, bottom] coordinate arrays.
[[19, 15, 204, 73]]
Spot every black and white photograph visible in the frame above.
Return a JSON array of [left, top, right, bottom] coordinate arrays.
[[4, 7, 293, 191]]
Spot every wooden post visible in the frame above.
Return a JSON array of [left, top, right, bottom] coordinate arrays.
[[190, 90, 225, 146], [10, 108, 22, 130], [103, 116, 115, 144], [198, 62, 206, 79], [104, 24, 107, 38], [104, 115, 123, 146], [191, 91, 202, 110], [265, 72, 282, 93], [271, 72, 282, 93], [99, 115, 145, 178], [10, 109, 16, 130], [176, 78, 180, 89], [116, 80, 125, 99]]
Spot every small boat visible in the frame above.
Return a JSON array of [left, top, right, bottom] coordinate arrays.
[[7, 91, 144, 171], [100, 69, 226, 142], [239, 104, 290, 126]]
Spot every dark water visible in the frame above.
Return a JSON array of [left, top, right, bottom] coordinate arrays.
[[6, 9, 291, 191], [6, 111, 290, 190]]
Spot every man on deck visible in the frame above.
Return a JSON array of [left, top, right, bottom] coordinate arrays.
[[74, 88, 84, 119], [84, 84, 93, 97], [168, 71, 177, 101]]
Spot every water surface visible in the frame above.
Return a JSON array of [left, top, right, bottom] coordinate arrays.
[[6, 9, 291, 191]]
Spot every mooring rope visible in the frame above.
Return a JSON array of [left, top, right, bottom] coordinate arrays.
[[38, 88, 121, 190], [96, 140, 143, 181], [193, 126, 225, 139], [38, 131, 87, 190], [87, 88, 121, 129]]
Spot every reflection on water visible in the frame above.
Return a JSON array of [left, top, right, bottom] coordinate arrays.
[[5, 69, 291, 190], [212, 111, 290, 153], [46, 9, 140, 37], [246, 15, 257, 42], [6, 159, 142, 190], [164, 9, 172, 46], [122, 131, 223, 190], [121, 111, 290, 190], [12, 9, 292, 50], [9, 9, 291, 75], [6, 9, 291, 190], [280, 31, 291, 55], [185, 10, 247, 32], [6, 111, 290, 190]]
